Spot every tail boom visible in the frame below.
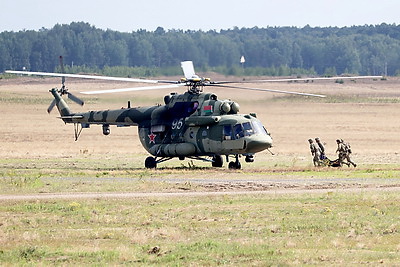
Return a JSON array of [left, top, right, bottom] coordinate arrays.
[[50, 88, 72, 117]]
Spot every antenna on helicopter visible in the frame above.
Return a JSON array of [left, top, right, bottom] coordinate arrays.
[[47, 56, 85, 113]]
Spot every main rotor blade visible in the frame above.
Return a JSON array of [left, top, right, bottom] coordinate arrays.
[[81, 83, 184, 94], [47, 99, 56, 113], [67, 92, 84, 106], [211, 84, 326, 98], [5, 70, 160, 84], [181, 61, 196, 79], [246, 75, 383, 83]]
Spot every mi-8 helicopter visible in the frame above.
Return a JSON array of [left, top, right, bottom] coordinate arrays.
[[6, 59, 380, 169]]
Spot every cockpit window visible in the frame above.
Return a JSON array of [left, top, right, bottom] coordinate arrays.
[[223, 121, 267, 140], [242, 122, 254, 136], [233, 124, 244, 139], [252, 120, 268, 135]]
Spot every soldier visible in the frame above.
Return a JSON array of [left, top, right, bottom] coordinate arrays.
[[308, 138, 321, 166], [315, 137, 326, 160], [336, 139, 356, 167], [336, 139, 348, 167], [341, 139, 357, 167]]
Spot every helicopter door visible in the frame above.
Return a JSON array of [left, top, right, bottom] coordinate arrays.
[[221, 125, 245, 151], [202, 125, 222, 153]]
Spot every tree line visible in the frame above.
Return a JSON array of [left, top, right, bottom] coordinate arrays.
[[1, 22, 400, 76]]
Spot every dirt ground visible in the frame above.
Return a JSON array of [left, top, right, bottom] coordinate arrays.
[[1, 75, 399, 167]]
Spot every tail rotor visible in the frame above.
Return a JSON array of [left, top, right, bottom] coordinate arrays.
[[47, 56, 84, 113], [67, 91, 84, 106], [47, 99, 57, 113]]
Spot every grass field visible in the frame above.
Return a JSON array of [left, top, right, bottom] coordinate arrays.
[[2, 153, 400, 198], [1, 76, 400, 265], [1, 190, 400, 265]]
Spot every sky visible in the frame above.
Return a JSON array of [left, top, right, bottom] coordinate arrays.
[[1, 0, 400, 32]]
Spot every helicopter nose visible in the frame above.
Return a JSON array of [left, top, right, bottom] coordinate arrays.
[[246, 135, 273, 153]]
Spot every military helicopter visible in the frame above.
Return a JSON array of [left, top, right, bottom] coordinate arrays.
[[6, 59, 380, 169]]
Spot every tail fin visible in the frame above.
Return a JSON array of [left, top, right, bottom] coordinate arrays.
[[49, 88, 72, 117]]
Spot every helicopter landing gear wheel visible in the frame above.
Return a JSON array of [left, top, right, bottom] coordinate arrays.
[[228, 161, 241, 170], [145, 156, 157, 168], [212, 155, 223, 167], [228, 155, 241, 170]]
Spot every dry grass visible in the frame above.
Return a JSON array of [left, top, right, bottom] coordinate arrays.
[[1, 76, 399, 164], [1, 76, 400, 265], [1, 192, 400, 265]]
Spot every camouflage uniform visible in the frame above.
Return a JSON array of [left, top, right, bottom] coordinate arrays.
[[336, 139, 356, 167], [336, 139, 348, 166], [309, 139, 321, 166], [315, 137, 326, 160], [342, 140, 357, 167]]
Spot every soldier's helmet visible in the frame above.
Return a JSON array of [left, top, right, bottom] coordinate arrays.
[[336, 139, 341, 143], [308, 138, 313, 143], [315, 137, 320, 142]]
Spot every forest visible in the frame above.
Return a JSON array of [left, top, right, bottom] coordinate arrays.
[[1, 22, 400, 77]]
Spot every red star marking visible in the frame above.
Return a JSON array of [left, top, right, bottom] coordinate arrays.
[[148, 132, 156, 144]]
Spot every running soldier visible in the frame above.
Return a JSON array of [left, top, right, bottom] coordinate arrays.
[[308, 138, 321, 166]]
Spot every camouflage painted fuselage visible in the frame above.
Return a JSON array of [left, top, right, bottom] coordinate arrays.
[[51, 89, 273, 158]]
